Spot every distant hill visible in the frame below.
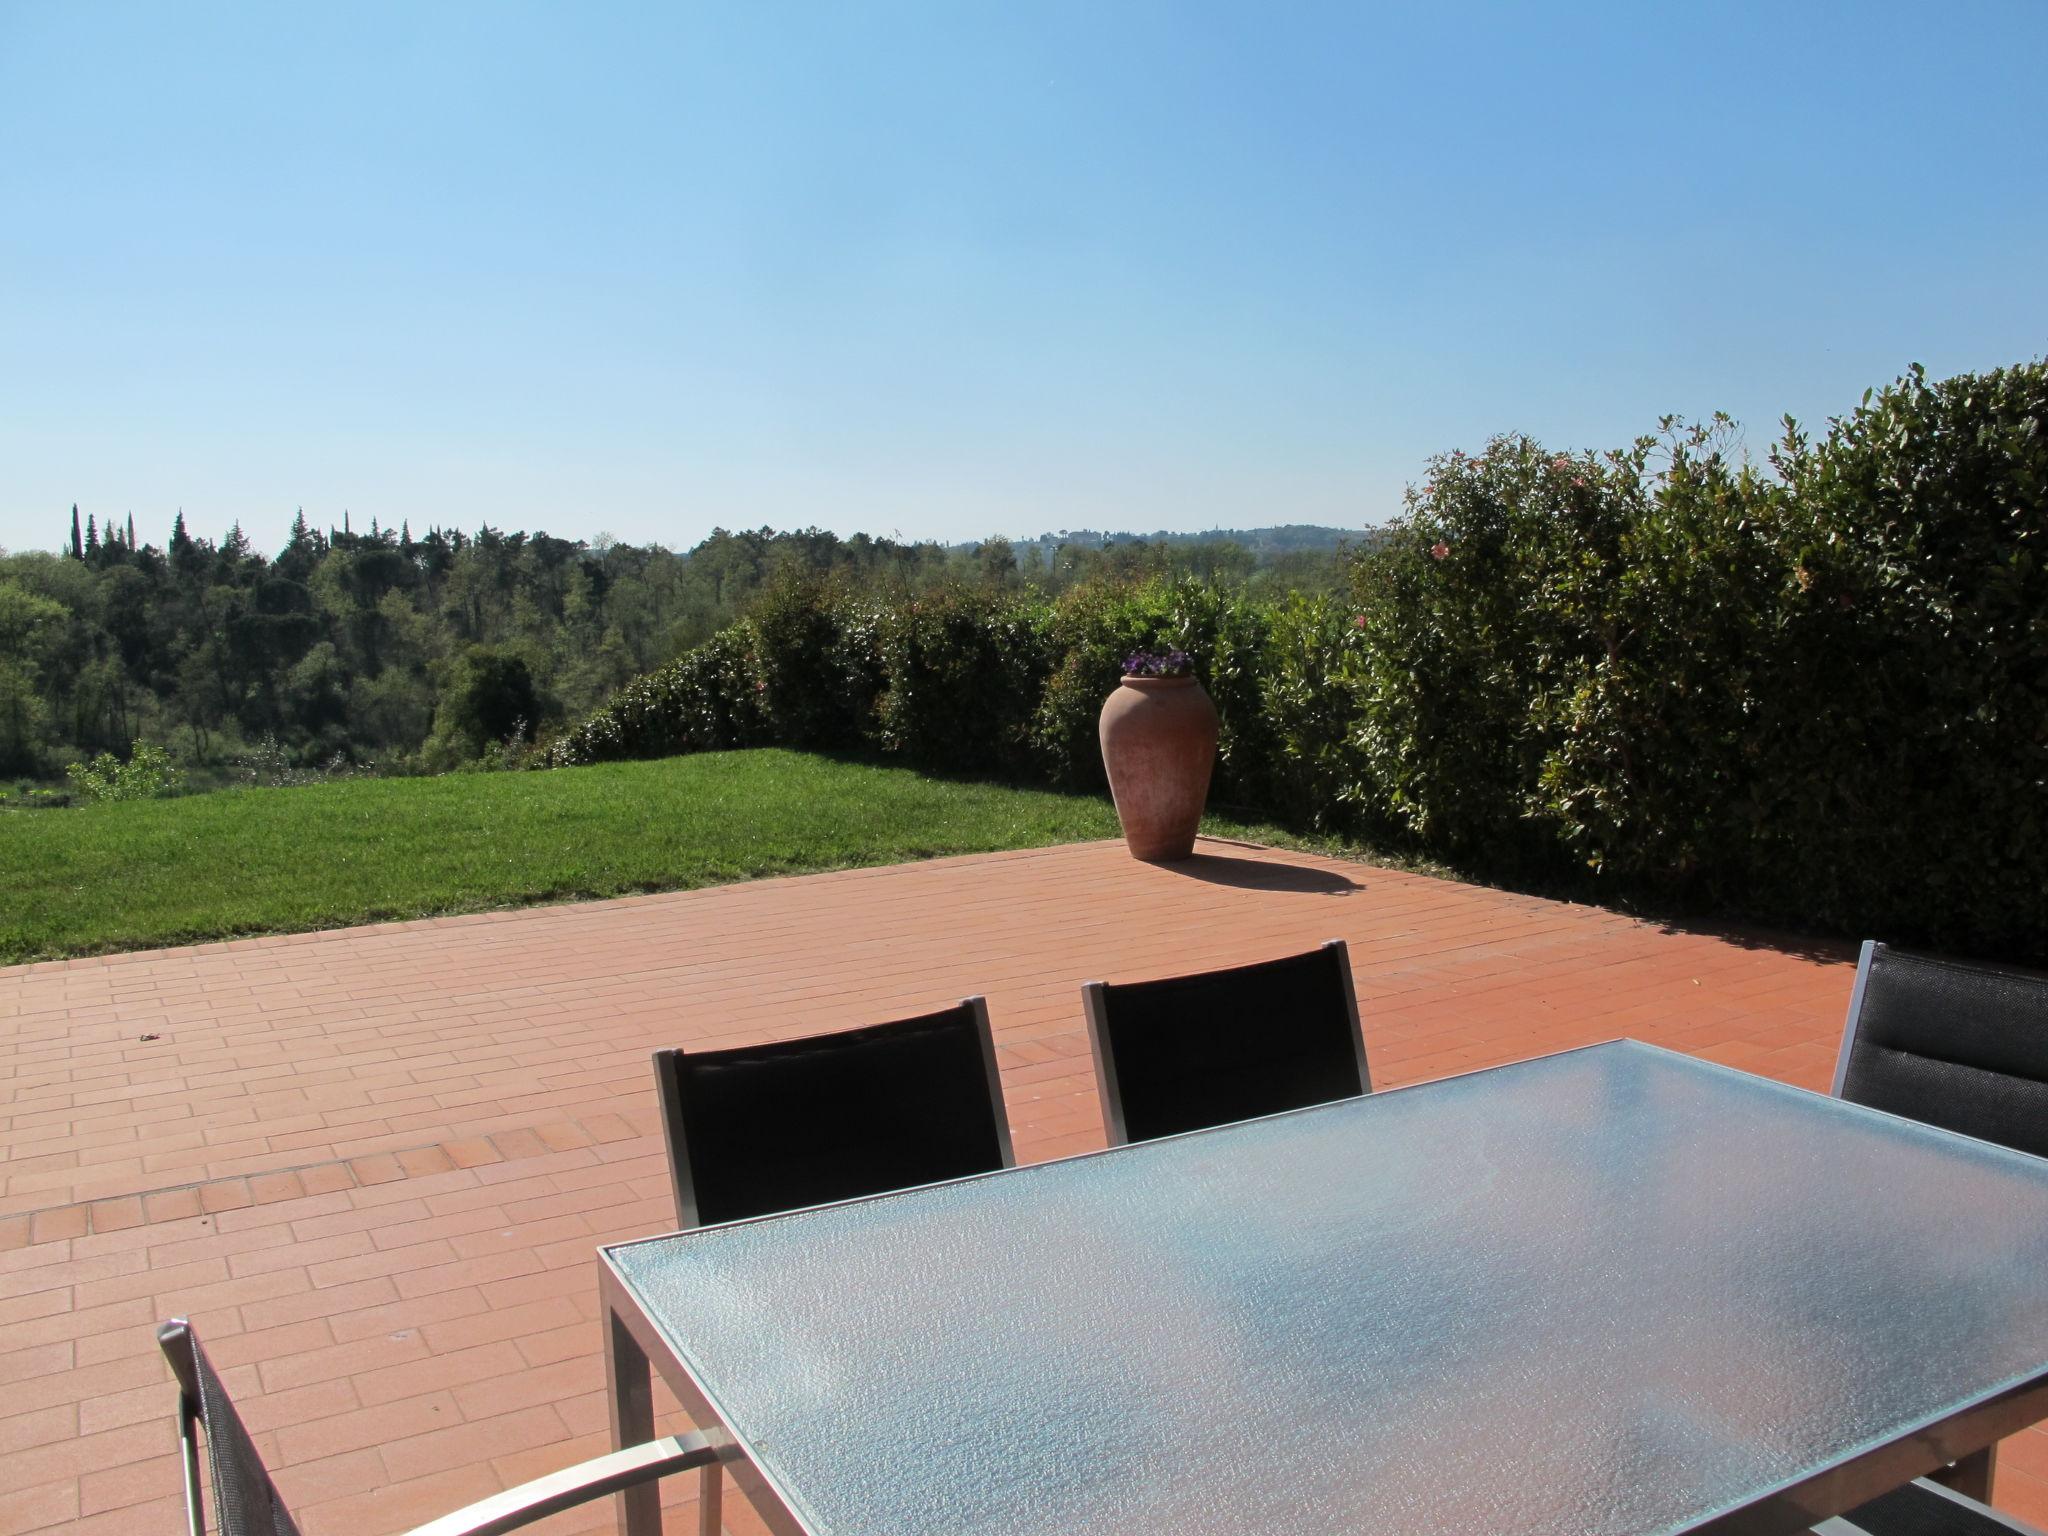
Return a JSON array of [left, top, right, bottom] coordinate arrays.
[[959, 524, 1371, 554]]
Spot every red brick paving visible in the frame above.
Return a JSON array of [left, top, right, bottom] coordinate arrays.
[[2, 836, 2043, 1533]]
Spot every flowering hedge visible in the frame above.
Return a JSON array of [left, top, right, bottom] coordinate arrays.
[[1355, 361, 2047, 959], [544, 360, 2047, 960]]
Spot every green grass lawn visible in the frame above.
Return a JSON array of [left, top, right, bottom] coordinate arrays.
[[0, 749, 1320, 965]]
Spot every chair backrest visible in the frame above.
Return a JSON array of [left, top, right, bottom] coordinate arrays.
[[158, 1318, 303, 1536], [1832, 940, 2048, 1160], [1082, 938, 1369, 1146], [653, 998, 1014, 1228]]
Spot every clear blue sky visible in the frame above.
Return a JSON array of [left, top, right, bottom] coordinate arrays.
[[3, 1, 2044, 557]]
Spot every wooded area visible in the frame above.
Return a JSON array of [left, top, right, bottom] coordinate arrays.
[[0, 512, 1351, 782]]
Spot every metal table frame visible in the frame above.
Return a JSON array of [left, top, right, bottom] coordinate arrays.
[[599, 1044, 2048, 1536]]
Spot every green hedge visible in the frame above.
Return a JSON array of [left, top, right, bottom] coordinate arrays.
[[543, 360, 2047, 961], [540, 621, 767, 763]]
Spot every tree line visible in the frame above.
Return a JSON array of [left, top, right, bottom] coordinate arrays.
[[0, 510, 1351, 783]]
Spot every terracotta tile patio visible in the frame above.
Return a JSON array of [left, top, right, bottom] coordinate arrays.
[[2, 836, 2043, 1534]]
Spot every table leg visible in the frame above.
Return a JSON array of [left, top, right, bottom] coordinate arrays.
[[606, 1303, 662, 1536], [698, 1461, 723, 1536], [1929, 1446, 1996, 1503]]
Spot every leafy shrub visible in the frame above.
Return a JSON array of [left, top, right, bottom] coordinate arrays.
[[1354, 423, 1787, 880], [1150, 579, 1275, 810], [539, 621, 766, 767], [1031, 577, 1276, 806], [230, 734, 376, 788], [1030, 582, 1184, 788], [1346, 362, 2047, 956], [1518, 426, 1785, 889], [65, 740, 185, 803], [874, 586, 1054, 775], [427, 647, 548, 768], [1749, 362, 2048, 952], [1, 780, 72, 809], [1257, 594, 1369, 831], [750, 576, 880, 749], [1353, 438, 1584, 868]]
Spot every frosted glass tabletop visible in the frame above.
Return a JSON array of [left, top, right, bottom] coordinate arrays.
[[604, 1041, 2048, 1536]]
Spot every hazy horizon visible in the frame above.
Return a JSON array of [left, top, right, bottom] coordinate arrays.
[[20, 505, 1370, 560], [5, 1, 2045, 557]]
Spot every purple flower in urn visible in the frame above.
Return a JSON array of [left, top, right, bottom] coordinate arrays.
[[1122, 649, 1193, 678]]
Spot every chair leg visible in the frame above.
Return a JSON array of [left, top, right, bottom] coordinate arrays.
[[698, 1463, 723, 1536]]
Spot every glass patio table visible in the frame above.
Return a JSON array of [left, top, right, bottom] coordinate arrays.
[[599, 1040, 2048, 1536]]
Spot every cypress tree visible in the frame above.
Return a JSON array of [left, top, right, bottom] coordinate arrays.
[[70, 505, 83, 559], [127, 513, 136, 548], [85, 514, 99, 557], [169, 510, 206, 580]]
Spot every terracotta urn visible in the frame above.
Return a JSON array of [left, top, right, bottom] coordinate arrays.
[[1099, 675, 1219, 862]]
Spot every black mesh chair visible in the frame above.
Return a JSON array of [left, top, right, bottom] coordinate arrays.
[[652, 997, 1015, 1230], [1825, 1479, 2047, 1536], [1832, 941, 2048, 1160], [653, 998, 1015, 1536], [1829, 940, 2048, 1536], [1081, 938, 1369, 1145], [158, 1317, 718, 1536]]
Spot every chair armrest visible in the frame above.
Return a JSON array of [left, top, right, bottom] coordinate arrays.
[[399, 1432, 721, 1536]]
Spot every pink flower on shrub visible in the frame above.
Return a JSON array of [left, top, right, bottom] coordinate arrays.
[[1352, 614, 1368, 629], [1430, 541, 1451, 561]]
